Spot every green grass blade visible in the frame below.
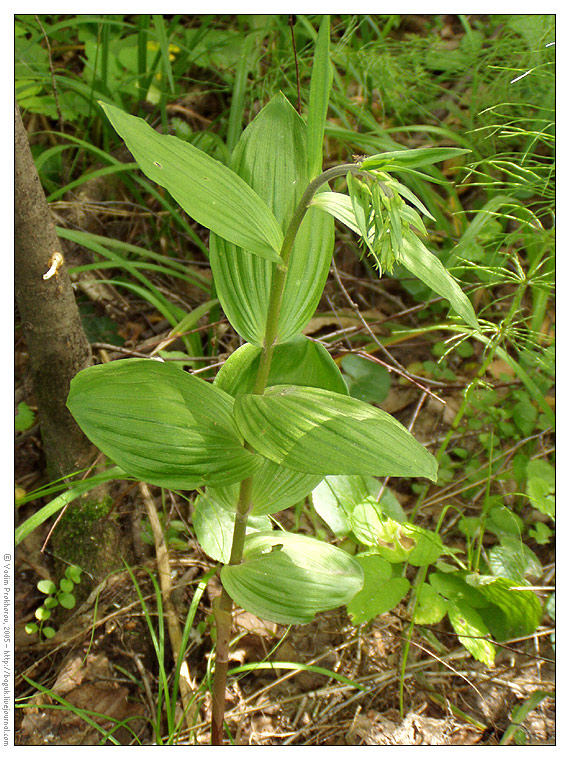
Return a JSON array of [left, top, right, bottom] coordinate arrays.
[[306, 15, 332, 179], [46, 162, 138, 202], [15, 467, 128, 545], [20, 678, 124, 745], [226, 33, 255, 155], [228, 661, 367, 691], [152, 15, 175, 94]]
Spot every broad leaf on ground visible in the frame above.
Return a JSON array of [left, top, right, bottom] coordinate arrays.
[[346, 554, 409, 624], [447, 600, 496, 668], [413, 583, 448, 625], [221, 531, 363, 624], [465, 575, 543, 641]]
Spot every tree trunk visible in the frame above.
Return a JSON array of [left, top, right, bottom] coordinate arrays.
[[15, 103, 121, 583], [15, 103, 94, 479]]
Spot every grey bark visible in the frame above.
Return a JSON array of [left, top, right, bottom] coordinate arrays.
[[15, 102, 95, 480], [15, 103, 125, 584]]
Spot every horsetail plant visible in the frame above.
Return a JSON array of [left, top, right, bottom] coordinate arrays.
[[66, 18, 478, 744]]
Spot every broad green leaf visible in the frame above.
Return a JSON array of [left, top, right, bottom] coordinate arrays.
[[399, 233, 479, 329], [465, 575, 542, 641], [350, 500, 443, 565], [192, 493, 271, 563], [312, 475, 376, 537], [512, 398, 538, 436], [277, 204, 335, 343], [58, 592, 76, 610], [413, 583, 448, 625], [209, 334, 346, 515], [486, 505, 525, 538], [67, 359, 260, 490], [99, 101, 283, 262], [525, 461, 555, 520], [526, 479, 555, 519], [488, 536, 542, 584], [447, 600, 496, 668], [526, 459, 555, 489], [341, 354, 391, 404], [234, 385, 438, 481], [312, 475, 406, 538], [207, 460, 321, 517], [360, 147, 471, 172], [15, 401, 35, 432], [528, 522, 553, 545], [347, 554, 409, 624], [429, 572, 489, 609], [65, 566, 82, 584], [310, 191, 478, 329], [309, 190, 359, 231], [59, 578, 74, 593], [306, 15, 332, 180], [405, 524, 445, 566], [221, 531, 364, 624], [210, 93, 335, 345], [214, 335, 348, 397]]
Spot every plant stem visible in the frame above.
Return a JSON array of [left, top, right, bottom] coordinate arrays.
[[209, 161, 360, 744], [254, 163, 360, 394]]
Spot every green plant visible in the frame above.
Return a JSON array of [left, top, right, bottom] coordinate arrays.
[[25, 565, 82, 639]]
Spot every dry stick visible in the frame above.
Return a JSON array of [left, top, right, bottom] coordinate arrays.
[[138, 482, 197, 733]]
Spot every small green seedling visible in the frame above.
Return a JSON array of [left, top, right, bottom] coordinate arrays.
[[25, 565, 82, 640]]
